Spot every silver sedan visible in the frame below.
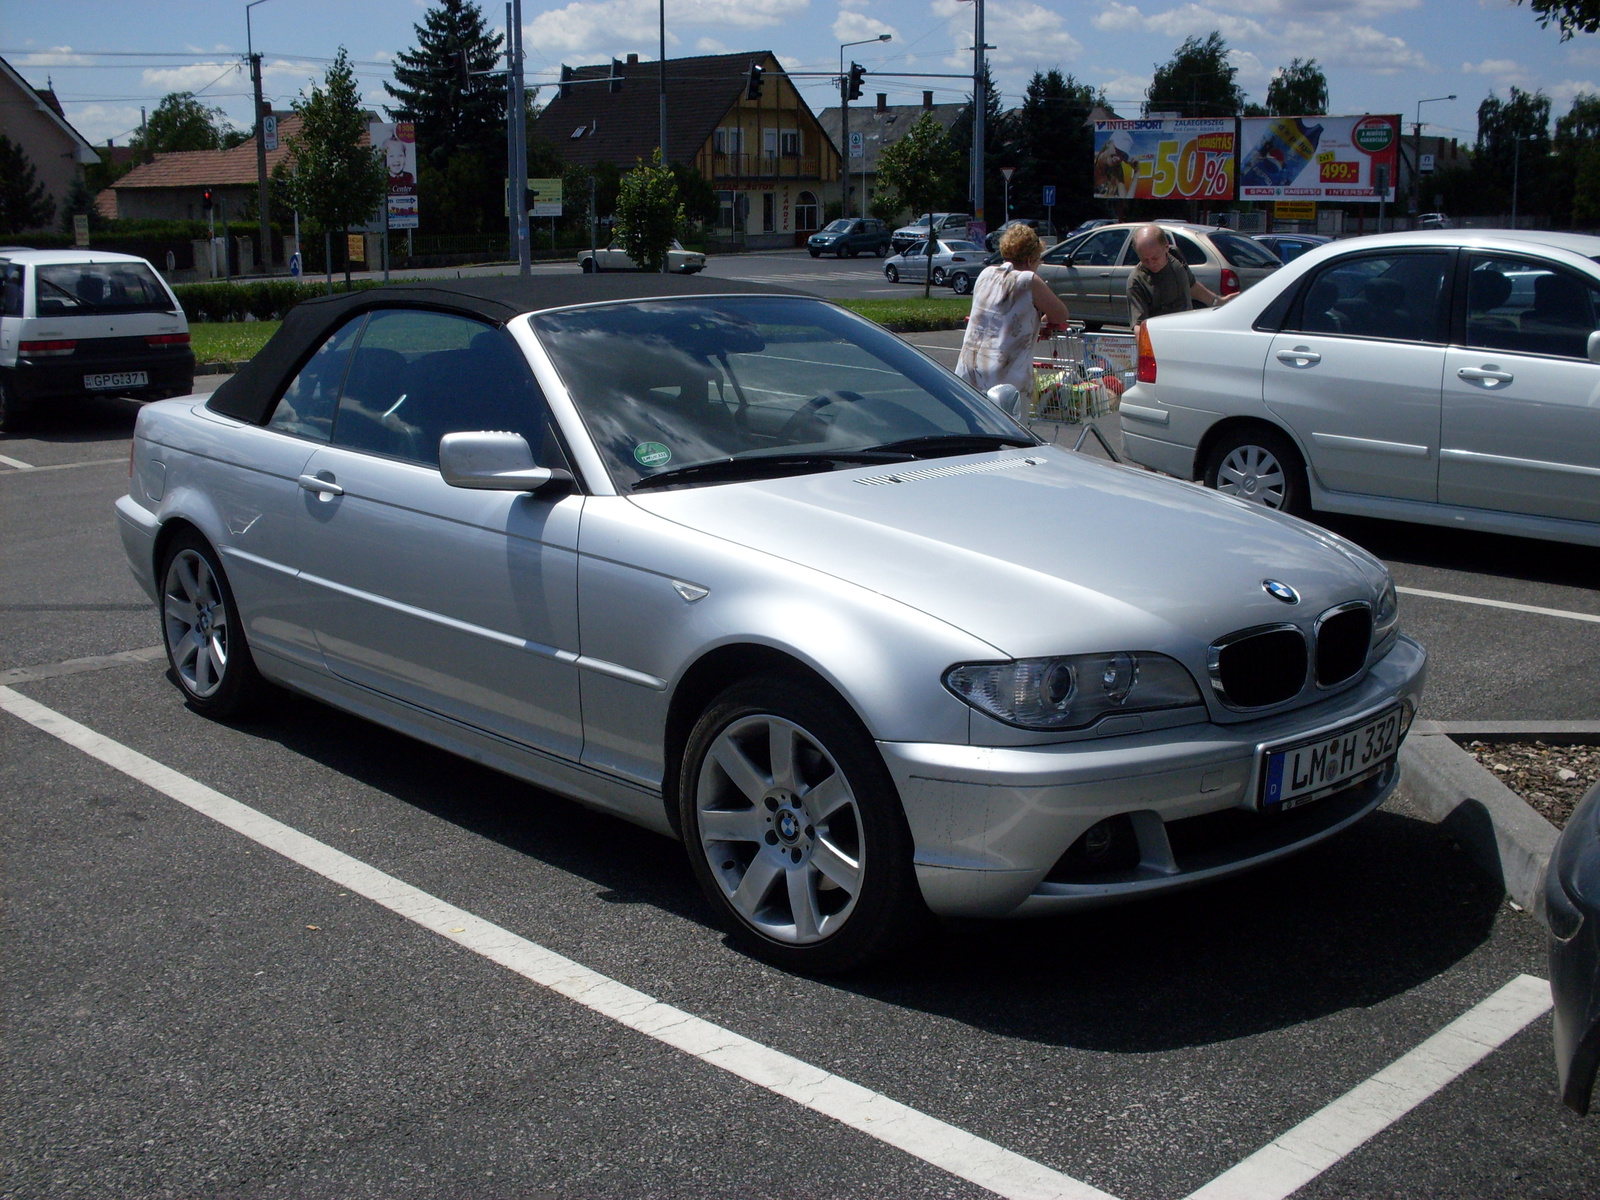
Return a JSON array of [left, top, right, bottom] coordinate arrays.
[[884, 239, 987, 287], [116, 276, 1426, 972]]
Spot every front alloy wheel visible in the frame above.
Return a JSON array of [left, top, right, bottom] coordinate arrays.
[[885, 264, 899, 283], [680, 676, 927, 972]]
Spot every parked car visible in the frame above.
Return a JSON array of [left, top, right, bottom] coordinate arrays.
[[890, 212, 972, 254], [1547, 779, 1600, 1115], [114, 274, 1426, 972], [943, 249, 1003, 296], [807, 218, 892, 258], [0, 248, 193, 431], [1255, 233, 1332, 263], [1117, 229, 1600, 546], [1034, 222, 1283, 330], [985, 218, 1057, 253], [1067, 218, 1114, 237], [883, 239, 986, 286], [579, 240, 705, 274], [1418, 213, 1453, 230]]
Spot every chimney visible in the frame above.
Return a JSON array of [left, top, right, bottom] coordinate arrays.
[[627, 53, 639, 65], [876, 93, 887, 113], [923, 91, 934, 109]]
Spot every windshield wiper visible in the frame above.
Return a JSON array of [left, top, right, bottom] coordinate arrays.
[[39, 276, 98, 310], [631, 450, 913, 492], [866, 433, 1037, 458]]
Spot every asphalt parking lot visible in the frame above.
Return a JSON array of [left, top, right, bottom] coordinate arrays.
[[4, 322, 1599, 1197]]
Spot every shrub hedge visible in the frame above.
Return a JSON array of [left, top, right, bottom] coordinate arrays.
[[173, 280, 380, 323]]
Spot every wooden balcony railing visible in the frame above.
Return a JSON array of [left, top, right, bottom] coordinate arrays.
[[710, 152, 826, 180]]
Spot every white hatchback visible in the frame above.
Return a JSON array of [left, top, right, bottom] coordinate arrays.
[[1118, 230, 1600, 547], [0, 248, 193, 431], [578, 240, 706, 274]]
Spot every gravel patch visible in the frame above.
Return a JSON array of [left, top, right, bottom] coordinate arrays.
[[1455, 739, 1600, 830]]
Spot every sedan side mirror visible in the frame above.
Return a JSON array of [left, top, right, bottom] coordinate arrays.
[[987, 383, 1025, 421], [1589, 330, 1600, 364], [439, 430, 574, 495]]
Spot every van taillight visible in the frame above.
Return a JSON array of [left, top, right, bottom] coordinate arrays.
[[19, 339, 76, 357], [146, 333, 190, 346], [1220, 268, 1241, 296], [1136, 323, 1156, 384]]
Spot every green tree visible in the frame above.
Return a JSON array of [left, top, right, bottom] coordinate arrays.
[[1011, 69, 1103, 228], [613, 149, 684, 273], [0, 135, 56, 233], [948, 62, 1012, 223], [1146, 33, 1244, 118], [131, 92, 241, 155], [877, 113, 963, 296], [1474, 86, 1553, 215], [1265, 58, 1328, 116], [1520, 0, 1600, 38], [385, 0, 507, 234], [279, 48, 388, 288]]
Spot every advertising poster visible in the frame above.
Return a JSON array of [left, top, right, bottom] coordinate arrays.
[[1238, 114, 1399, 201], [369, 121, 418, 225], [1092, 119, 1236, 200], [528, 177, 563, 218]]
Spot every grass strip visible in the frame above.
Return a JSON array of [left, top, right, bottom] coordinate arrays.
[[835, 297, 971, 332], [191, 321, 280, 367]]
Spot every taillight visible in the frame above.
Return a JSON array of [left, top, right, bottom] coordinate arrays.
[[147, 333, 190, 346], [1220, 268, 1240, 296], [1136, 323, 1156, 384], [19, 339, 76, 357]]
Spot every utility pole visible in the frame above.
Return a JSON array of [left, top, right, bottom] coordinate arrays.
[[659, 0, 667, 161], [840, 50, 849, 224], [512, 0, 529, 274], [246, 0, 276, 272], [506, 4, 516, 262], [970, 0, 986, 236]]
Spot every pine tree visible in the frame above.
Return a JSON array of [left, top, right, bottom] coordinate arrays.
[[1012, 70, 1102, 228], [384, 0, 505, 167], [0, 136, 57, 234]]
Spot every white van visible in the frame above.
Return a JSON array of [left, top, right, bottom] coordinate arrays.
[[0, 249, 193, 431]]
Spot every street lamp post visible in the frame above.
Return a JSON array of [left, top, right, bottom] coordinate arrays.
[[1413, 93, 1454, 228], [1512, 133, 1541, 229], [246, 0, 276, 272], [839, 34, 890, 221]]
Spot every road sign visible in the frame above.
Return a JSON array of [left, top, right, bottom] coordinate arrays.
[[1042, 185, 1056, 207], [1420, 153, 1435, 174], [263, 114, 278, 152], [529, 177, 563, 217], [386, 194, 419, 230], [849, 131, 863, 159], [1001, 166, 1015, 181]]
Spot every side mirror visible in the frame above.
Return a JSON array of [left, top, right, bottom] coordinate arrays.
[[1589, 329, 1600, 364], [439, 430, 574, 494], [987, 383, 1025, 421]]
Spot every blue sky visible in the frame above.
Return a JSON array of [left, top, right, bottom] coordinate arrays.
[[5, 0, 1598, 151]]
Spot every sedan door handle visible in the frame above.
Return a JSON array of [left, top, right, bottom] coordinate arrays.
[[297, 474, 344, 496], [1457, 366, 1515, 386], [1275, 347, 1322, 367]]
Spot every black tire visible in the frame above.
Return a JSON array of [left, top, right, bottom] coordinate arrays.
[[1202, 425, 1312, 517], [158, 529, 267, 718], [951, 271, 973, 296], [931, 267, 948, 286], [876, 242, 889, 258], [885, 264, 899, 283], [580, 258, 596, 273], [678, 674, 930, 973], [0, 371, 27, 433], [836, 244, 848, 259], [809, 250, 821, 258]]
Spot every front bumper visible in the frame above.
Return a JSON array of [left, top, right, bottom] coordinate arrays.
[[115, 492, 161, 603], [881, 635, 1427, 917]]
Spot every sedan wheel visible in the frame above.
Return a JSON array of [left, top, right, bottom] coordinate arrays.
[[931, 267, 948, 286], [885, 264, 899, 283], [580, 258, 596, 273], [1204, 427, 1310, 517], [679, 675, 927, 972], [160, 531, 265, 716], [950, 272, 973, 296]]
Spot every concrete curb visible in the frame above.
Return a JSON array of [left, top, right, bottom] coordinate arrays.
[[1396, 727, 1561, 919]]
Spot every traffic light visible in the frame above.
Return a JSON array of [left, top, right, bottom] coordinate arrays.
[[609, 57, 624, 93], [846, 62, 865, 101], [745, 63, 764, 100], [201, 188, 213, 214], [456, 48, 471, 84]]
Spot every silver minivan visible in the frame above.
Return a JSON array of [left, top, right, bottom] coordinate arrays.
[[0, 249, 193, 430], [1036, 222, 1282, 329]]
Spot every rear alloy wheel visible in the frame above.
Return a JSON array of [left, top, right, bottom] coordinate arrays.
[[885, 265, 899, 283], [950, 272, 973, 296], [159, 530, 266, 717], [679, 675, 928, 973], [1203, 426, 1311, 517]]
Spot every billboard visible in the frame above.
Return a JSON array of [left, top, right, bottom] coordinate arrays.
[[1238, 114, 1399, 202], [528, 177, 563, 218], [1093, 119, 1236, 200], [370, 121, 418, 226]]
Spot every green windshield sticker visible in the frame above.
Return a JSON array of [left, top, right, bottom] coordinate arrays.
[[634, 441, 672, 468]]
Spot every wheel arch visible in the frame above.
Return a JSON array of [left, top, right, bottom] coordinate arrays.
[[1193, 414, 1308, 484]]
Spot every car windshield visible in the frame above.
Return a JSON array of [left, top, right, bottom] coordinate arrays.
[[944, 241, 980, 252], [822, 220, 852, 233], [34, 261, 173, 315], [530, 296, 1029, 490], [905, 217, 932, 228], [1211, 232, 1282, 268]]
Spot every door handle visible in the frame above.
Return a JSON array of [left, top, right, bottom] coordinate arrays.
[[1097, 271, 1112, 277], [298, 473, 343, 496], [1275, 347, 1322, 367], [1457, 366, 1514, 386]]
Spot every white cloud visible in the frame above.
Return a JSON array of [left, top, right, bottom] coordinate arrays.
[[696, 37, 729, 53], [1208, 0, 1419, 12], [1462, 59, 1527, 79], [15, 46, 94, 67], [832, 11, 896, 42], [1550, 78, 1600, 107], [1090, 3, 1267, 39], [1278, 21, 1425, 73], [1097, 71, 1154, 108], [525, 0, 808, 59], [934, 0, 1082, 70], [140, 61, 247, 92], [61, 103, 147, 146]]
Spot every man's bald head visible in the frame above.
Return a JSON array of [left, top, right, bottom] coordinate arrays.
[[1133, 224, 1171, 272]]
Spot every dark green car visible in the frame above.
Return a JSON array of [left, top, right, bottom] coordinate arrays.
[[807, 218, 892, 259]]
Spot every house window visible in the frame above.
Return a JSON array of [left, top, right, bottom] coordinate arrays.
[[717, 190, 735, 229], [780, 130, 800, 157], [762, 192, 775, 233], [715, 128, 743, 156], [763, 129, 778, 161], [795, 190, 819, 232]]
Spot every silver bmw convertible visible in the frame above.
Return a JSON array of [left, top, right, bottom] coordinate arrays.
[[116, 275, 1426, 971]]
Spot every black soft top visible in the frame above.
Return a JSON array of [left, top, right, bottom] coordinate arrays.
[[206, 272, 812, 424]]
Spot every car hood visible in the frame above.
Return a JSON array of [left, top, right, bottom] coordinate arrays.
[[628, 447, 1384, 659]]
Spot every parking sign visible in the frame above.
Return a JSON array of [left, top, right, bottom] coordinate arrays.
[[1042, 185, 1056, 207]]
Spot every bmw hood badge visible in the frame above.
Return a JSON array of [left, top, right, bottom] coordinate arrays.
[[1263, 579, 1300, 604]]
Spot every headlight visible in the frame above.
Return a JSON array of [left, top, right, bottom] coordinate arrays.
[[944, 652, 1203, 731], [1372, 579, 1399, 654]]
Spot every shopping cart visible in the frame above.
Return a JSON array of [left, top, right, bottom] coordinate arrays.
[[1029, 324, 1132, 461]]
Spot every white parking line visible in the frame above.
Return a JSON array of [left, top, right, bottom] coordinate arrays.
[[0, 685, 1115, 1200], [0, 453, 34, 470], [1397, 585, 1600, 626], [1183, 973, 1552, 1200]]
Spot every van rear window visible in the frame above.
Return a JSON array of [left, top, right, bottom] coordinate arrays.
[[35, 262, 173, 315]]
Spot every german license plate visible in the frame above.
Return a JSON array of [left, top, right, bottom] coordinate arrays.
[[1260, 707, 1402, 811], [84, 371, 148, 390]]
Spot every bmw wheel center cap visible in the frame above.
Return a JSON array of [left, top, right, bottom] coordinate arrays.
[[1263, 579, 1300, 604]]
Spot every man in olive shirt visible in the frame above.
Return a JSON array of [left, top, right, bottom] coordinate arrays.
[[1127, 223, 1232, 328]]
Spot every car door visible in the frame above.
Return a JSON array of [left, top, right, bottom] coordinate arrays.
[[1263, 249, 1451, 503], [1038, 228, 1127, 323], [902, 240, 928, 282], [293, 307, 585, 761], [1440, 253, 1600, 524]]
